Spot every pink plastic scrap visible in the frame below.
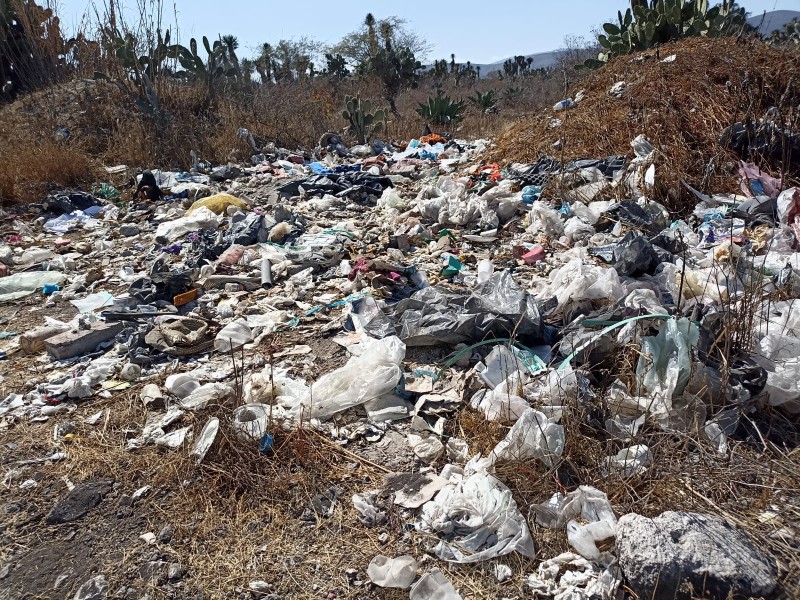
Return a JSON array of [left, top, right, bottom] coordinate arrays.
[[738, 161, 782, 198]]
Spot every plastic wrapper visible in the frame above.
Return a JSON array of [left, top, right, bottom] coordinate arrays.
[[410, 569, 462, 600]]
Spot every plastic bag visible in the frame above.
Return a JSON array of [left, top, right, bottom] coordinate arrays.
[[532, 486, 617, 560], [367, 555, 417, 589], [0, 271, 68, 303], [154, 206, 221, 243], [563, 216, 595, 242], [410, 569, 462, 600], [392, 270, 544, 346], [489, 408, 564, 467], [636, 318, 698, 407], [603, 444, 653, 477], [764, 361, 800, 413], [416, 471, 535, 563], [306, 336, 405, 418], [214, 320, 253, 353], [528, 203, 565, 237]]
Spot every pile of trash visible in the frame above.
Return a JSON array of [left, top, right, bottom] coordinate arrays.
[[1, 124, 798, 599], [493, 36, 799, 213]]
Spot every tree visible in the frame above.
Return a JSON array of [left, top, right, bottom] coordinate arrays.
[[323, 52, 349, 80], [331, 14, 431, 67]]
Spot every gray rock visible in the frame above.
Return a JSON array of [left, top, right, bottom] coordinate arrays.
[[119, 224, 140, 237], [54, 567, 76, 590], [47, 479, 114, 525], [73, 574, 108, 600], [167, 563, 184, 582], [158, 524, 174, 544], [616, 511, 776, 600], [139, 561, 165, 583]]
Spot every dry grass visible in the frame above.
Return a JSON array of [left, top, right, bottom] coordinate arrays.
[[0, 66, 570, 204], [491, 37, 800, 214]]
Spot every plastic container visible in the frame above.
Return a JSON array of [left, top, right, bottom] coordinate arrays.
[[476, 259, 494, 285], [232, 404, 270, 442]]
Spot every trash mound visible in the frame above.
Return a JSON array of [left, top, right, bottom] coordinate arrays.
[[2, 128, 800, 598], [491, 37, 800, 213]]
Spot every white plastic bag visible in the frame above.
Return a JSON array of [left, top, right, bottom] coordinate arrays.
[[532, 486, 617, 561], [306, 336, 405, 418], [488, 408, 564, 467], [410, 569, 462, 600], [214, 320, 253, 353], [416, 471, 535, 563], [154, 206, 221, 243], [367, 555, 417, 589]]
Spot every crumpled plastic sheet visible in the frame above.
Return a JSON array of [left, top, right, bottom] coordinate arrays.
[[488, 407, 565, 467], [415, 470, 535, 563], [415, 181, 498, 229], [305, 335, 405, 419], [532, 486, 617, 561], [389, 269, 544, 346], [535, 259, 625, 319], [0, 271, 68, 303], [527, 552, 621, 600], [636, 317, 699, 410]]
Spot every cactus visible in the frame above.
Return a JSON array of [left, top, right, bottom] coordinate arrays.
[[580, 0, 748, 69], [341, 94, 386, 144]]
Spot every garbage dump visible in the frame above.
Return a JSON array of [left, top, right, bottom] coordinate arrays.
[[1, 113, 798, 598]]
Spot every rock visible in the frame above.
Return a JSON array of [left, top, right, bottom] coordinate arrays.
[[167, 563, 184, 581], [46, 478, 114, 525], [54, 567, 76, 590], [119, 224, 140, 237], [139, 560, 165, 583], [0, 563, 10, 580], [616, 511, 776, 600], [158, 524, 174, 543], [73, 574, 108, 600]]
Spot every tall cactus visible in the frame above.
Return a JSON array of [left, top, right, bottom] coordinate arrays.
[[341, 94, 386, 144]]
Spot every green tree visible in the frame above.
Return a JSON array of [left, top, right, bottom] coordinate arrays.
[[331, 14, 431, 67]]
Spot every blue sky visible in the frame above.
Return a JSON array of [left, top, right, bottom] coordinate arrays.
[[53, 0, 794, 64]]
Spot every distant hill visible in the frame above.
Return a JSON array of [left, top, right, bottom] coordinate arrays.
[[473, 50, 568, 77], [446, 9, 800, 79], [747, 9, 800, 35]]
